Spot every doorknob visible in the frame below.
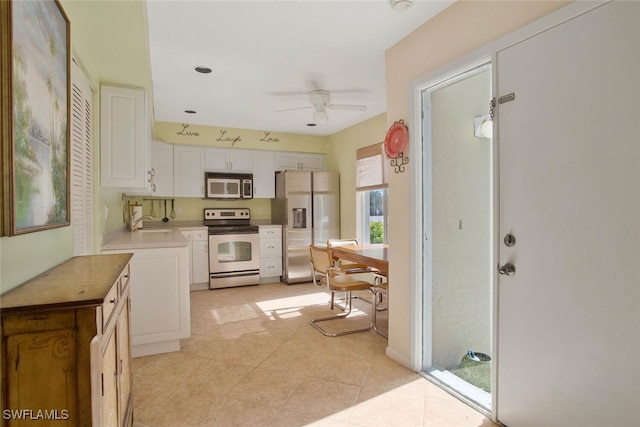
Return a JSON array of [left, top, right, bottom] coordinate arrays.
[[498, 262, 516, 276]]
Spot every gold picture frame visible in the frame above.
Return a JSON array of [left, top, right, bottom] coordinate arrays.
[[1, 0, 70, 236]]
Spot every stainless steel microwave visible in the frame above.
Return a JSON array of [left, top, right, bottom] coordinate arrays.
[[204, 172, 253, 199]]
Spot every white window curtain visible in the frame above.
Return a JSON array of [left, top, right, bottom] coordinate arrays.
[[71, 60, 94, 255], [356, 143, 388, 191]]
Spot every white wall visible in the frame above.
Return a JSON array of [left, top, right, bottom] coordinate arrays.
[[384, 1, 569, 366], [430, 69, 491, 369]]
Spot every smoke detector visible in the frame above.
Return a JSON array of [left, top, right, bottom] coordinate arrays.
[[389, 0, 413, 11]]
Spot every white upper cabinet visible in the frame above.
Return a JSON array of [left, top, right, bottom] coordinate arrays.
[[252, 151, 275, 198], [205, 148, 253, 173], [275, 152, 325, 171], [100, 85, 150, 191], [150, 140, 174, 197], [173, 145, 204, 197]]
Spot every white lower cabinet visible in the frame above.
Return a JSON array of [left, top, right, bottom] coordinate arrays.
[[192, 230, 210, 284], [181, 227, 210, 289], [102, 247, 190, 357], [259, 225, 282, 283]]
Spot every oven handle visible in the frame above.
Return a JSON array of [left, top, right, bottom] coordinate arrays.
[[208, 230, 259, 235], [210, 270, 260, 278]]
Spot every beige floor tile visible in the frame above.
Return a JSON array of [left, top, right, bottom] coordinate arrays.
[[283, 377, 360, 422], [270, 410, 354, 427], [208, 398, 280, 427], [131, 282, 493, 427], [423, 396, 495, 427], [349, 388, 425, 427], [227, 366, 306, 408]]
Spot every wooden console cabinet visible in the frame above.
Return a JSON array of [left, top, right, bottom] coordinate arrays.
[[0, 254, 134, 427]]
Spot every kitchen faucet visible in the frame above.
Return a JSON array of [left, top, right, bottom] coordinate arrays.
[[129, 215, 154, 231]]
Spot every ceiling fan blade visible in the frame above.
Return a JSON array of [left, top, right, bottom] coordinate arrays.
[[274, 105, 313, 113], [328, 104, 368, 111]]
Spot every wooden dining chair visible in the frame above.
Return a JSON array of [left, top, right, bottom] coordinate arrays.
[[372, 272, 388, 338], [327, 238, 379, 274], [308, 245, 375, 337]]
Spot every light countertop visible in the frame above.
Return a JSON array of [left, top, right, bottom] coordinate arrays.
[[101, 220, 281, 251], [102, 226, 189, 251]]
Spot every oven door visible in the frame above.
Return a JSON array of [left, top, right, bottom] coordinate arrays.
[[208, 231, 260, 288], [206, 178, 241, 199]]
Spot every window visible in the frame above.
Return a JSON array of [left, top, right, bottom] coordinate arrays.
[[356, 143, 388, 244], [70, 60, 93, 255]]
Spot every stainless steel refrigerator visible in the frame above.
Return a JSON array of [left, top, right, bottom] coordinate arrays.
[[271, 170, 340, 284]]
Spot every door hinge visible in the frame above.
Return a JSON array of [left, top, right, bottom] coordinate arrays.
[[498, 93, 515, 105]]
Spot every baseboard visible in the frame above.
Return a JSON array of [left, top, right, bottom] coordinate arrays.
[[386, 346, 414, 370], [132, 339, 181, 358]]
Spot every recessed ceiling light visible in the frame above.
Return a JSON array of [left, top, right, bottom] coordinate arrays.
[[184, 110, 196, 114], [194, 66, 212, 74]]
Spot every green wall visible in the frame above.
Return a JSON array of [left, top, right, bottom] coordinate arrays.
[[327, 113, 387, 239], [108, 122, 331, 230]]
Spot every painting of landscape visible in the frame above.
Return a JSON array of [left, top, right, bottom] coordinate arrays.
[[10, 0, 69, 234]]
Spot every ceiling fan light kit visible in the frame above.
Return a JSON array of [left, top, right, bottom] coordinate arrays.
[[389, 0, 414, 12], [276, 89, 367, 128]]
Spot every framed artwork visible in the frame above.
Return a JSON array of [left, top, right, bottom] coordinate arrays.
[[1, 0, 70, 236]]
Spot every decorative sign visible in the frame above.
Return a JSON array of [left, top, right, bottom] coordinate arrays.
[[176, 123, 200, 137], [259, 131, 280, 143], [216, 130, 241, 146], [384, 119, 409, 174]]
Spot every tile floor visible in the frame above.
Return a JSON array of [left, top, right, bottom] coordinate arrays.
[[132, 281, 497, 427]]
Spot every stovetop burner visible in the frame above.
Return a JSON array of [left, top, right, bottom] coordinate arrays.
[[203, 208, 258, 234]]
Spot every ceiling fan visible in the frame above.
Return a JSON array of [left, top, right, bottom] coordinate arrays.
[[275, 90, 367, 126]]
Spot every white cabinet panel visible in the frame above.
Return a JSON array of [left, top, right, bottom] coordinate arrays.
[[259, 238, 281, 258], [100, 85, 150, 191], [151, 140, 174, 197], [174, 146, 204, 197], [259, 226, 282, 239], [260, 257, 282, 278], [259, 225, 282, 282], [102, 247, 190, 356], [205, 148, 253, 173], [275, 152, 325, 171], [252, 151, 276, 198], [180, 228, 209, 286], [192, 240, 209, 284]]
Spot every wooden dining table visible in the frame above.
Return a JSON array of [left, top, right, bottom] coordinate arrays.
[[330, 244, 389, 275]]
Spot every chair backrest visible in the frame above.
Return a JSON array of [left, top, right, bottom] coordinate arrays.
[[327, 238, 359, 248], [309, 245, 333, 277], [327, 239, 360, 266]]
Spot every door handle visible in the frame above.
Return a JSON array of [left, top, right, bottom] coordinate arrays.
[[498, 262, 516, 276]]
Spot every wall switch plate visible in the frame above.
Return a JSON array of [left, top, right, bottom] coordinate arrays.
[[104, 205, 109, 220]]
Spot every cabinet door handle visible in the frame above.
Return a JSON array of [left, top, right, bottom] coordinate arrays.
[[110, 298, 117, 304]]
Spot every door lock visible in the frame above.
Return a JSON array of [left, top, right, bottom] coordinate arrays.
[[503, 233, 516, 247], [498, 262, 516, 276]]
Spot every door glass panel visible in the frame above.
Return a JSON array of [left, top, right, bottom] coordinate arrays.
[[422, 64, 492, 411], [217, 241, 253, 263]]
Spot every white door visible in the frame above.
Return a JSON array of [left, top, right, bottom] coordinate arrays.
[[496, 2, 640, 426]]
